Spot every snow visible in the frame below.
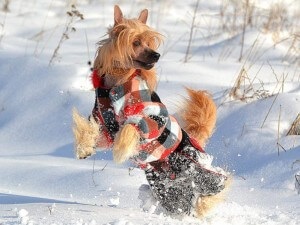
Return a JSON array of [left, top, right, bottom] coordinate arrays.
[[0, 0, 299, 224]]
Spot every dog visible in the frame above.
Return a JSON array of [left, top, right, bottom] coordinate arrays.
[[73, 5, 228, 217]]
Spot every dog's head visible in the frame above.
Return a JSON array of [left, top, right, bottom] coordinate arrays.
[[95, 5, 163, 73]]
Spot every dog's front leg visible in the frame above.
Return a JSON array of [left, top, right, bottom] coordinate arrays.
[[113, 124, 140, 163], [72, 108, 99, 159]]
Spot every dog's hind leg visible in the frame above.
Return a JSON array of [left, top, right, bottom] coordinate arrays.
[[195, 177, 232, 217], [113, 124, 140, 163], [195, 193, 224, 217], [181, 88, 217, 147], [72, 108, 99, 159]]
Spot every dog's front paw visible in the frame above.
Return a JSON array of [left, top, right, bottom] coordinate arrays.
[[113, 124, 140, 163], [76, 145, 96, 159]]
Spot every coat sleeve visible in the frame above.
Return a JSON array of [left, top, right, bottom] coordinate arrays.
[[109, 76, 169, 140]]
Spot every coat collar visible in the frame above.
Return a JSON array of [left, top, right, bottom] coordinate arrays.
[[91, 69, 141, 89]]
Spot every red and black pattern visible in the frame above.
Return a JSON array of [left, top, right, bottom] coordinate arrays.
[[91, 72, 118, 146], [92, 69, 182, 163], [91, 69, 227, 215]]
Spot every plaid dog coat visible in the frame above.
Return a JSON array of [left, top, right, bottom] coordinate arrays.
[[92, 69, 182, 165], [92, 69, 227, 215]]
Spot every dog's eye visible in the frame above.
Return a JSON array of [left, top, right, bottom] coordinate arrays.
[[133, 40, 141, 47]]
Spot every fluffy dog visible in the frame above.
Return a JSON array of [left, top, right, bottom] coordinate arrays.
[[73, 5, 228, 217]]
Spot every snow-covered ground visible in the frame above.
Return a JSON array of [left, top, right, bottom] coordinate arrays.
[[0, 0, 299, 224]]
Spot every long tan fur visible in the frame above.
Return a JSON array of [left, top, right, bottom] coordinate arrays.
[[182, 88, 217, 147], [93, 6, 163, 91], [113, 124, 140, 163], [72, 108, 99, 159]]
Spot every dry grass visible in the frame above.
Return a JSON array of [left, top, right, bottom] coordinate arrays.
[[49, 4, 84, 66], [0, 12, 6, 45], [287, 114, 300, 135], [263, 3, 288, 42], [2, 0, 10, 12], [296, 174, 300, 194], [184, 0, 200, 63], [218, 0, 300, 64], [220, 0, 255, 36], [228, 62, 270, 102]]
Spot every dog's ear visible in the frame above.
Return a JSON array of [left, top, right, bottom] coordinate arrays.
[[114, 5, 123, 25], [138, 9, 148, 24]]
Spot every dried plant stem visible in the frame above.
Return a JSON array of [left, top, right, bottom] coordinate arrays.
[[260, 92, 279, 129], [49, 5, 84, 66], [34, 0, 54, 56], [267, 60, 279, 82], [92, 156, 108, 187], [229, 67, 246, 99], [295, 175, 300, 194], [240, 123, 246, 137], [2, 0, 10, 12], [184, 0, 200, 63], [128, 167, 135, 176], [238, 0, 249, 62], [49, 17, 75, 66], [49, 30, 68, 66], [0, 11, 7, 45], [277, 105, 282, 156], [287, 114, 300, 136], [261, 71, 288, 128], [92, 156, 98, 187]]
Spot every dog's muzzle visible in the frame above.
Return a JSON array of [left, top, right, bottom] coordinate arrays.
[[133, 49, 160, 70], [150, 51, 160, 62]]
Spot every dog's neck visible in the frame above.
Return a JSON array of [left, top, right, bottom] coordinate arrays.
[[103, 68, 136, 88], [101, 67, 157, 93]]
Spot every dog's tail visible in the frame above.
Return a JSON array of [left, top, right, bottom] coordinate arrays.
[[181, 88, 217, 147]]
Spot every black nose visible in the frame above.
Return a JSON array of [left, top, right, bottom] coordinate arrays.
[[152, 52, 160, 62]]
